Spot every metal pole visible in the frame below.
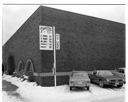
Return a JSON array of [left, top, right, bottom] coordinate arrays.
[[53, 26, 56, 87]]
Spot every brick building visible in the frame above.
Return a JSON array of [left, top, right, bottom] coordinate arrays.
[[2, 6, 125, 86]]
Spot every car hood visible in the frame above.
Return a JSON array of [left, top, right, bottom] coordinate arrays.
[[102, 75, 122, 80], [70, 77, 90, 82]]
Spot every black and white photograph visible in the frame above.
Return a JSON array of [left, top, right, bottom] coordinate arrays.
[[2, 1, 126, 102]]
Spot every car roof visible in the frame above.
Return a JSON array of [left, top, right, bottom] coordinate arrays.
[[71, 71, 88, 73], [118, 68, 125, 70], [95, 70, 112, 72], [95, 70, 111, 71]]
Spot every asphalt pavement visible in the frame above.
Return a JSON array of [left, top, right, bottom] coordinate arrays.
[[2, 80, 18, 91], [2, 79, 26, 102]]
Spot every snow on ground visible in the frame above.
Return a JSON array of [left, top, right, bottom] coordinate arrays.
[[2, 91, 23, 102], [2, 74, 125, 102]]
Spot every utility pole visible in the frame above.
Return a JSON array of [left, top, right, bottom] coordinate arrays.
[[53, 26, 56, 87]]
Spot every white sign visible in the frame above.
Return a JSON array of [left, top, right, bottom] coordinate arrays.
[[39, 26, 53, 50], [56, 34, 60, 50]]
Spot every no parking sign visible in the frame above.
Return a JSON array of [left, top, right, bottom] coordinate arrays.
[[56, 34, 60, 50]]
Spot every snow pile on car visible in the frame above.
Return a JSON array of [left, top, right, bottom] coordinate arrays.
[[2, 74, 125, 102]]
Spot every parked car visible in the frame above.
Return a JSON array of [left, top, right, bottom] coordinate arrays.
[[112, 68, 125, 83], [69, 71, 90, 90], [117, 68, 125, 74], [89, 70, 124, 88]]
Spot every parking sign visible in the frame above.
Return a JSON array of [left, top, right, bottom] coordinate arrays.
[[39, 26, 53, 50]]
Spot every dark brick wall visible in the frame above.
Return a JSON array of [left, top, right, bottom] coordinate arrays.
[[3, 7, 42, 73], [40, 6, 125, 71], [35, 76, 69, 86], [3, 6, 125, 86]]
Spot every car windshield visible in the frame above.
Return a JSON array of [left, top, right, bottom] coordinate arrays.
[[98, 71, 113, 76], [72, 72, 88, 78], [122, 70, 124, 73], [118, 69, 125, 73]]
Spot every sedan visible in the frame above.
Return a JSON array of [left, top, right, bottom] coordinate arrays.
[[69, 71, 90, 90], [89, 70, 124, 88]]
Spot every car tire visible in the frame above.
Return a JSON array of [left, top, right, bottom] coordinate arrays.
[[87, 86, 90, 90], [117, 85, 123, 88], [99, 80, 104, 88]]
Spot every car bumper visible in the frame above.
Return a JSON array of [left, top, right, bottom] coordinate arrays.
[[104, 81, 123, 86], [70, 82, 90, 87]]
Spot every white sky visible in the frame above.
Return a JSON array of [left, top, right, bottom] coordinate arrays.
[[2, 4, 125, 44], [1, 0, 126, 4]]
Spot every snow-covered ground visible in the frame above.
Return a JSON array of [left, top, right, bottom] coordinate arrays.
[[2, 91, 24, 102], [2, 74, 125, 102]]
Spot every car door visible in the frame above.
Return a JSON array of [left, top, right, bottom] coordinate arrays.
[[91, 72, 99, 83], [94, 72, 100, 84]]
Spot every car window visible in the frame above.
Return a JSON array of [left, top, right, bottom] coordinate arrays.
[[93, 71, 97, 75], [122, 70, 124, 73], [118, 69, 125, 73], [97, 71, 113, 76], [120, 69, 124, 73], [72, 72, 89, 78], [119, 69, 122, 73]]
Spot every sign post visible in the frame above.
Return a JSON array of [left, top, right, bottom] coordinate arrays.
[[53, 26, 56, 87], [39, 25, 60, 87]]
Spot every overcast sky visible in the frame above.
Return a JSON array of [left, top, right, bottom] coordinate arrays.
[[2, 5, 125, 44]]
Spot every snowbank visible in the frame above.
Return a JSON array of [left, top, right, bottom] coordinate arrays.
[[2, 74, 125, 102]]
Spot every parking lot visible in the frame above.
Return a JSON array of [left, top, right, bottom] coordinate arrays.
[[2, 74, 125, 102]]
